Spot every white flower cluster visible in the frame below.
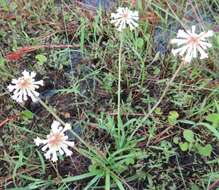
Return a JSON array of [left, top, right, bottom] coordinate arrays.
[[34, 121, 75, 162], [7, 70, 43, 103], [170, 25, 214, 63], [111, 7, 139, 31]]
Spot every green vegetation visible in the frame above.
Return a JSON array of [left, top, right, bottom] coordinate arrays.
[[0, 0, 219, 189]]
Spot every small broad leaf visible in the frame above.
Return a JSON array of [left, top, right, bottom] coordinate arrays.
[[135, 38, 144, 49], [21, 110, 33, 120], [35, 54, 47, 65], [206, 113, 219, 128], [197, 144, 212, 157], [168, 111, 179, 125], [179, 142, 189, 151], [154, 107, 162, 115], [173, 137, 179, 144], [183, 129, 194, 143]]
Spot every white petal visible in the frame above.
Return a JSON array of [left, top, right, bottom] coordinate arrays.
[[51, 150, 58, 162], [199, 41, 212, 49], [172, 44, 189, 56], [192, 44, 197, 58], [34, 137, 47, 146], [12, 91, 23, 103], [132, 11, 139, 18], [11, 79, 18, 84], [7, 84, 16, 92], [44, 149, 52, 160], [177, 30, 190, 38], [22, 70, 30, 77], [127, 19, 138, 30], [22, 89, 28, 101], [61, 144, 73, 156], [117, 20, 125, 31], [33, 80, 44, 86], [179, 45, 190, 56], [51, 120, 61, 133], [31, 71, 36, 78], [191, 25, 196, 34], [184, 44, 193, 62], [42, 144, 49, 151], [26, 90, 39, 102], [197, 46, 208, 59], [170, 38, 187, 45], [64, 140, 75, 147], [200, 30, 214, 39], [58, 147, 64, 155]]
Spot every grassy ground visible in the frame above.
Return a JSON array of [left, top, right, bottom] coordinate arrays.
[[0, 0, 219, 189]]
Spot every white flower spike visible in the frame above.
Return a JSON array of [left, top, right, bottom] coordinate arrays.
[[111, 7, 139, 31], [34, 121, 75, 162], [7, 70, 44, 103], [170, 25, 214, 63]]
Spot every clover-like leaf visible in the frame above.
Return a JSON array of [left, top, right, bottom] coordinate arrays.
[[183, 129, 194, 143]]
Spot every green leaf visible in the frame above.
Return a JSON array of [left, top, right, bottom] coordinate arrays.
[[105, 172, 110, 190], [183, 129, 194, 143], [135, 38, 144, 49], [62, 172, 96, 183], [173, 137, 179, 144], [168, 111, 179, 125], [179, 142, 189, 151], [84, 175, 101, 190], [125, 158, 135, 165], [117, 115, 125, 149], [113, 177, 125, 190], [197, 144, 213, 157], [36, 150, 46, 174], [154, 107, 162, 115], [21, 110, 33, 120], [206, 113, 219, 128], [35, 54, 47, 65]]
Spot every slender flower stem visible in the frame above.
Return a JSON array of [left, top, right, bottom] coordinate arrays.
[[37, 97, 89, 148], [131, 61, 185, 138], [117, 33, 123, 119]]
